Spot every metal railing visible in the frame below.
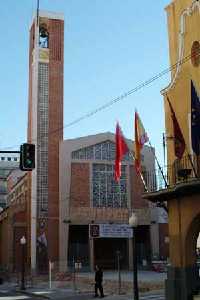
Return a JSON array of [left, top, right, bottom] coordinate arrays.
[[143, 154, 200, 193]]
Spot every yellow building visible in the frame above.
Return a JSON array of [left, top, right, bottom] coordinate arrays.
[[162, 0, 200, 170], [159, 1, 200, 299]]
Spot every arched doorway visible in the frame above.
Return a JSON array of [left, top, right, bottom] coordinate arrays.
[[197, 232, 200, 285], [144, 181, 200, 300]]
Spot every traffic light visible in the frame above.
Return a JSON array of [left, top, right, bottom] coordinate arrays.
[[20, 143, 35, 171]]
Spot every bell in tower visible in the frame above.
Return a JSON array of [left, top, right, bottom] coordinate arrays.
[[39, 24, 49, 48]]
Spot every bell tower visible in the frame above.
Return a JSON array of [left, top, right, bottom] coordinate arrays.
[[28, 10, 64, 271]]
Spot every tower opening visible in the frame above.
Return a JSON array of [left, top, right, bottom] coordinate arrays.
[[39, 24, 49, 48]]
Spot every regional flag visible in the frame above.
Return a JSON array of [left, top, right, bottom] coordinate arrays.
[[167, 97, 185, 159], [134, 111, 149, 173], [191, 80, 200, 155], [114, 122, 129, 182]]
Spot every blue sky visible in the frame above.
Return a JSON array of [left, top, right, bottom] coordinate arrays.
[[0, 0, 170, 164]]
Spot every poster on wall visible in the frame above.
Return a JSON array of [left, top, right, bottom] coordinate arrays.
[[37, 219, 48, 273]]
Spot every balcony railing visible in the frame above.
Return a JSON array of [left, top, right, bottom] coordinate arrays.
[[143, 154, 200, 193]]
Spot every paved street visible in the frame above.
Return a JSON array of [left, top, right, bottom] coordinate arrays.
[[135, 293, 165, 300], [0, 283, 165, 300], [53, 291, 165, 300]]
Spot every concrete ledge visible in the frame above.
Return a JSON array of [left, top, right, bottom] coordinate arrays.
[[143, 179, 200, 202]]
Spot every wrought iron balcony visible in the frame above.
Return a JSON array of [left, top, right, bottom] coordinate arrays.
[[143, 154, 200, 193]]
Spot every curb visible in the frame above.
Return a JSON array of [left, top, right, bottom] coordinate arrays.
[[17, 289, 94, 299], [17, 289, 50, 299]]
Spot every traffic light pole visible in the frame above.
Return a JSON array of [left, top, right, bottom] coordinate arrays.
[[1, 144, 35, 171]]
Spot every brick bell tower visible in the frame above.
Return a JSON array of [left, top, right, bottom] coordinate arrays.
[[27, 10, 64, 271]]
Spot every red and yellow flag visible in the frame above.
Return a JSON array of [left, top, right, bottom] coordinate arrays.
[[115, 122, 129, 182], [134, 111, 149, 173]]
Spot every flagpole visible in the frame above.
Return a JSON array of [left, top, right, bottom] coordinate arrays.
[[114, 120, 148, 192], [147, 140, 169, 213], [166, 95, 198, 178], [186, 152, 198, 178], [188, 112, 199, 178], [163, 133, 166, 167], [129, 152, 148, 192], [148, 141, 168, 188], [36, 0, 39, 26]]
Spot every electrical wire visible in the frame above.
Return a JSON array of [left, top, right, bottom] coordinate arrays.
[[44, 52, 193, 134], [1, 49, 198, 151]]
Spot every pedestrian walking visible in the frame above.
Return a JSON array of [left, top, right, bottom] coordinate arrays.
[[94, 265, 104, 297]]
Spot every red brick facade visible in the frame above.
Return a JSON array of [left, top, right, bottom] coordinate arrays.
[[27, 13, 64, 266], [47, 18, 64, 262], [130, 165, 149, 209], [70, 163, 90, 207], [69, 163, 148, 212], [0, 174, 29, 271]]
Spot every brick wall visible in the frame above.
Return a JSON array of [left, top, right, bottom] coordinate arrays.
[[129, 165, 148, 209], [47, 18, 64, 262], [69, 163, 149, 221], [0, 215, 9, 269], [69, 163, 150, 210], [13, 226, 27, 272], [70, 163, 90, 207]]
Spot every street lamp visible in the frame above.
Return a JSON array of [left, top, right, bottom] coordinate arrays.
[[129, 212, 139, 300], [20, 236, 26, 290]]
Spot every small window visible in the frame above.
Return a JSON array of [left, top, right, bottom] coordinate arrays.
[[7, 157, 11, 161], [1, 157, 5, 161], [191, 41, 200, 67], [14, 157, 18, 161]]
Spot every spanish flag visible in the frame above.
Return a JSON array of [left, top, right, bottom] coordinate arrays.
[[134, 111, 149, 173]]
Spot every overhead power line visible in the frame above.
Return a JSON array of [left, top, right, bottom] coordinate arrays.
[[47, 52, 193, 136], [1, 49, 198, 151]]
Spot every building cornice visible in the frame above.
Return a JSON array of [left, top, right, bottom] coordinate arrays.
[[161, 0, 200, 95]]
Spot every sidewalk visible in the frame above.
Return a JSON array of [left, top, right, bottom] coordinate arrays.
[[9, 271, 167, 300], [0, 281, 165, 300], [18, 285, 165, 300], [78, 270, 167, 283], [70, 270, 166, 294]]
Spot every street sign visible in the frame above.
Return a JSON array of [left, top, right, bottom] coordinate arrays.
[[89, 224, 133, 238]]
